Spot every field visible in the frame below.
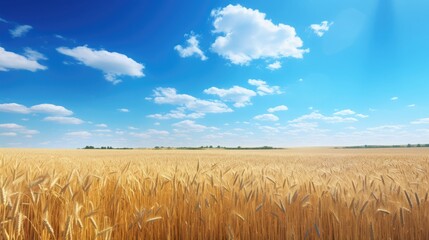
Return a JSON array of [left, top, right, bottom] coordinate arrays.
[[0, 148, 429, 239]]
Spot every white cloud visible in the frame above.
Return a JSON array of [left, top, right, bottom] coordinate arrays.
[[253, 114, 279, 121], [334, 109, 368, 119], [267, 105, 288, 113], [0, 132, 17, 137], [287, 122, 328, 135], [211, 4, 308, 65], [44, 116, 84, 124], [0, 123, 24, 129], [334, 109, 355, 116], [289, 122, 319, 129], [0, 103, 31, 114], [0, 18, 8, 23], [93, 129, 111, 133], [95, 124, 108, 128], [310, 21, 333, 37], [30, 104, 73, 116], [408, 104, 416, 108], [290, 112, 358, 123], [0, 123, 38, 135], [174, 33, 207, 61], [172, 120, 216, 132], [411, 118, 429, 124], [204, 132, 237, 139], [267, 61, 282, 70], [204, 86, 256, 107], [23, 48, 47, 61], [355, 114, 369, 118], [152, 87, 232, 114], [0, 103, 73, 116], [9, 25, 32, 38], [147, 108, 205, 120], [258, 126, 280, 133], [147, 129, 170, 136], [391, 96, 398, 101], [130, 133, 153, 138], [54, 34, 65, 39], [367, 125, 403, 131], [57, 45, 144, 84], [21, 129, 39, 135], [66, 131, 92, 138], [118, 108, 129, 112], [0, 47, 47, 72], [131, 129, 170, 138], [248, 79, 282, 95]]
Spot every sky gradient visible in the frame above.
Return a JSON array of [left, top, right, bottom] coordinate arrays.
[[1, 0, 429, 148]]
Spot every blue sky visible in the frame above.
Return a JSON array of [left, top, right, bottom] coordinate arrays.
[[1, 0, 429, 148]]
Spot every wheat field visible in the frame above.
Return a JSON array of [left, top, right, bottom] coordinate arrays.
[[0, 148, 428, 239]]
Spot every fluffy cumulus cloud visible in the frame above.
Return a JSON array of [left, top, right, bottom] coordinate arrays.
[[147, 108, 205, 120], [211, 4, 308, 65], [391, 96, 399, 101], [152, 87, 232, 114], [30, 104, 73, 116], [310, 21, 333, 37], [248, 79, 282, 96], [174, 33, 207, 61], [0, 103, 31, 114], [0, 123, 39, 136], [253, 114, 279, 121], [0, 123, 25, 129], [0, 47, 47, 72], [44, 116, 84, 125], [334, 109, 355, 116], [204, 86, 256, 107], [334, 109, 368, 118], [9, 25, 33, 38], [0, 103, 73, 116], [290, 112, 358, 123], [268, 105, 288, 113], [267, 61, 282, 70], [57, 45, 144, 84]]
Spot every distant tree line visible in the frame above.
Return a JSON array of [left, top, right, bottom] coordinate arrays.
[[154, 146, 280, 150], [82, 146, 133, 150], [341, 144, 429, 149]]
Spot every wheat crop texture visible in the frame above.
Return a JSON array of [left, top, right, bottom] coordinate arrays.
[[0, 148, 428, 239]]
